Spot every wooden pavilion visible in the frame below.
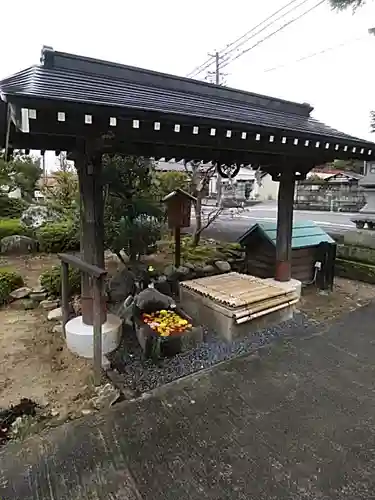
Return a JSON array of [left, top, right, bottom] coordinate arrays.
[[1, 45, 374, 323]]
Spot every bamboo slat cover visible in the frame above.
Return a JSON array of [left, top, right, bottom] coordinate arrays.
[[180, 272, 294, 309], [233, 293, 298, 320]]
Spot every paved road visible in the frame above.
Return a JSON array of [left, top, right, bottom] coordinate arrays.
[[194, 202, 356, 241]]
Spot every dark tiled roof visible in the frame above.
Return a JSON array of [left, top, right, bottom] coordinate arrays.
[[0, 48, 374, 148]]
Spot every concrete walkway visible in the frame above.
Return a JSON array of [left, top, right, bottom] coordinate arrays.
[[2, 303, 375, 499]]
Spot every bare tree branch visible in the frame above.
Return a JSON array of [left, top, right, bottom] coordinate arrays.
[[195, 207, 224, 238]]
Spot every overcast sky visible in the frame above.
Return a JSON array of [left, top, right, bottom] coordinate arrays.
[[1, 0, 374, 169]]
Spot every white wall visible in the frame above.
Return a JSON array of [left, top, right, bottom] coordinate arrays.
[[255, 174, 279, 201], [208, 167, 256, 195], [208, 169, 279, 201]]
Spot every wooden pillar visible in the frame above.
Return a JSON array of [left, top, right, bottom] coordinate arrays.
[[275, 169, 295, 282], [76, 152, 106, 325]]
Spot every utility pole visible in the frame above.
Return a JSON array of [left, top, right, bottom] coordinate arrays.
[[208, 51, 223, 206], [214, 51, 220, 85]]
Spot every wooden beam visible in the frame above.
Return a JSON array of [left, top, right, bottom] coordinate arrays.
[[58, 253, 107, 278], [275, 169, 295, 282]]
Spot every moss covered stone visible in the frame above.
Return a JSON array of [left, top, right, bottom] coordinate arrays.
[[335, 258, 375, 284], [337, 243, 375, 265]]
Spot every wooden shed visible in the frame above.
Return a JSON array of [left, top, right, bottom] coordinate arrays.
[[238, 221, 335, 283]]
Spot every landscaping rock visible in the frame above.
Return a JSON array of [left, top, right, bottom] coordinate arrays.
[[22, 299, 38, 310], [47, 307, 63, 321], [20, 204, 61, 229], [192, 265, 205, 278], [29, 291, 48, 302], [91, 383, 121, 410], [0, 235, 38, 255], [154, 277, 174, 297], [104, 250, 121, 264], [111, 295, 134, 327], [176, 266, 190, 277], [40, 299, 59, 310], [9, 287, 32, 300], [0, 398, 38, 445], [214, 260, 231, 273], [108, 269, 136, 304], [202, 264, 216, 275], [52, 324, 63, 334], [163, 264, 177, 278], [10, 298, 37, 310]]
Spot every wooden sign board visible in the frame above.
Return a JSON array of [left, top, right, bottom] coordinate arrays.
[[163, 189, 196, 229]]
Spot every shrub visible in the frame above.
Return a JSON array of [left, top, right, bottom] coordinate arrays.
[[108, 215, 163, 261], [0, 196, 29, 218], [37, 221, 80, 253], [0, 218, 32, 240], [40, 265, 81, 298], [157, 236, 244, 265], [0, 268, 24, 304]]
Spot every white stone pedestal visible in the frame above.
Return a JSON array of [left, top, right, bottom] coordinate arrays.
[[65, 313, 122, 361]]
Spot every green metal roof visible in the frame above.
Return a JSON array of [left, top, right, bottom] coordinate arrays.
[[239, 220, 335, 249]]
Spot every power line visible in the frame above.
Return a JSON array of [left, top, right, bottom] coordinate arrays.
[[262, 35, 366, 73], [219, 0, 302, 54], [186, 0, 308, 78], [218, 0, 325, 72], [214, 0, 313, 73], [187, 0, 309, 78]]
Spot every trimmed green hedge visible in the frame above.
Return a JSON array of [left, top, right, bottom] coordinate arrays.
[[36, 221, 80, 253], [0, 268, 24, 304], [40, 265, 81, 297], [0, 196, 29, 218], [0, 219, 31, 240], [0, 218, 80, 254]]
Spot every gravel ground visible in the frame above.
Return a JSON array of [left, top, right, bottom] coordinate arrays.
[[109, 312, 319, 395]]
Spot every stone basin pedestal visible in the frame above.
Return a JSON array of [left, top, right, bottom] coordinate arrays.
[[180, 273, 299, 342]]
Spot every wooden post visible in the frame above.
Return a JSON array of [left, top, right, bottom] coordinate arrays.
[[58, 253, 107, 386], [162, 189, 195, 268], [316, 242, 336, 291], [76, 152, 106, 325], [175, 227, 181, 267], [93, 275, 103, 386], [275, 169, 295, 282], [61, 261, 70, 335]]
